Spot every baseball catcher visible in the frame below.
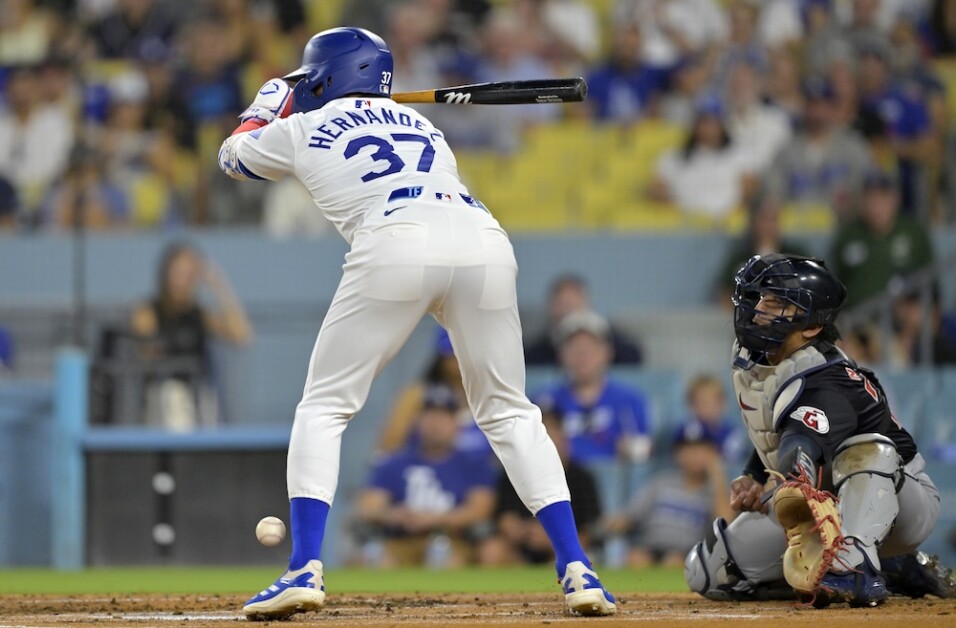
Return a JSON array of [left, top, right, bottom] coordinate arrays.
[[684, 253, 954, 607]]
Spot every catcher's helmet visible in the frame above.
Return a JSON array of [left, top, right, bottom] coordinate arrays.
[[283, 27, 393, 114], [732, 253, 847, 355]]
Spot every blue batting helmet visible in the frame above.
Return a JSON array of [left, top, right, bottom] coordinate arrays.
[[283, 27, 393, 114]]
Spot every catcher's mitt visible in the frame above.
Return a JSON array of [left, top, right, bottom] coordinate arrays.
[[770, 469, 846, 595]]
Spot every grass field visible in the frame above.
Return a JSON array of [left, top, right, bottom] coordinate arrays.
[[0, 565, 687, 596]]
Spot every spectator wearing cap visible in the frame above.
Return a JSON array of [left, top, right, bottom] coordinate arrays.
[[378, 327, 490, 455], [585, 23, 667, 123], [355, 384, 497, 567], [830, 168, 935, 309], [480, 406, 602, 565], [533, 310, 651, 466], [647, 94, 756, 220], [524, 273, 642, 367], [602, 421, 731, 567], [764, 75, 874, 220], [855, 40, 934, 214]]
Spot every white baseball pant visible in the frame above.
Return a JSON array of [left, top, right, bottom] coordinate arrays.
[[286, 190, 571, 513]]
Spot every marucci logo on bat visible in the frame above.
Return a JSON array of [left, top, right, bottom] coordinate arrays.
[[443, 92, 472, 104]]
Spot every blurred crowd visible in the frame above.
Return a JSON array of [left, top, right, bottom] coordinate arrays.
[[350, 318, 743, 568], [1, 0, 956, 232]]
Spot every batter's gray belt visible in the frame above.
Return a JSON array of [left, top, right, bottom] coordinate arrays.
[[387, 186, 489, 212]]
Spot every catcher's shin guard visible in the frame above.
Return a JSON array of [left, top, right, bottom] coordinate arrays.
[[832, 434, 902, 571]]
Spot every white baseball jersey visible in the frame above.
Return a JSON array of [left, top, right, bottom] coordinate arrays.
[[218, 97, 572, 518], [219, 97, 468, 243]]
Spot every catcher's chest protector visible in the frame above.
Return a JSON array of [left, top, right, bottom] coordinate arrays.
[[733, 345, 829, 472]]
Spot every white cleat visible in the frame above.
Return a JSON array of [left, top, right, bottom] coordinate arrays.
[[560, 560, 617, 616], [243, 559, 326, 621]]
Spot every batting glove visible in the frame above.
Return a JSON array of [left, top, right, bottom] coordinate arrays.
[[239, 78, 294, 124]]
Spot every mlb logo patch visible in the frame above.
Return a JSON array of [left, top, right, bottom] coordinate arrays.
[[355, 99, 372, 108], [436, 193, 452, 201]]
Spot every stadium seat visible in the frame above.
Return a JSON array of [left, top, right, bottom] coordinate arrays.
[[128, 175, 171, 227], [931, 59, 956, 121], [780, 203, 836, 233], [306, 0, 347, 30]]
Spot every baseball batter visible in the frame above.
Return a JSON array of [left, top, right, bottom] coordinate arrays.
[[217, 27, 615, 620], [684, 253, 954, 605]]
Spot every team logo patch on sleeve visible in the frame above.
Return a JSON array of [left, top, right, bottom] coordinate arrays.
[[790, 406, 830, 433]]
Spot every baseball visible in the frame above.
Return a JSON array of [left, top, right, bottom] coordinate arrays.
[[255, 516, 286, 546]]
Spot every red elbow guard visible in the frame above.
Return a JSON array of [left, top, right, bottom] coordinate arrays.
[[231, 118, 269, 136]]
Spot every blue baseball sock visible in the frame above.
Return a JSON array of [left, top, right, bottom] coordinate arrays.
[[288, 497, 330, 570], [536, 500, 589, 574]]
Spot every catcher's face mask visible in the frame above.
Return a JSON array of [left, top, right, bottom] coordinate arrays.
[[733, 254, 846, 356]]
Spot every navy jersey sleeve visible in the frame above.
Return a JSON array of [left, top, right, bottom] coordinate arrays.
[[777, 384, 858, 463]]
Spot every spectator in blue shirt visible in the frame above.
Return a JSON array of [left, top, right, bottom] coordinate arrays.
[[356, 385, 496, 567], [672, 374, 746, 463], [585, 23, 666, 123], [535, 310, 651, 464]]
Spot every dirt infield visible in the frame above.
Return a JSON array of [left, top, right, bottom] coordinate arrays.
[[2, 593, 956, 627]]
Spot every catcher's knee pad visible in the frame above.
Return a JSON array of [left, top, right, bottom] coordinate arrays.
[[685, 518, 779, 601], [685, 518, 740, 599], [833, 434, 902, 555]]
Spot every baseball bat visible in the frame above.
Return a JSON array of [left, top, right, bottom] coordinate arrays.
[[392, 78, 587, 105]]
